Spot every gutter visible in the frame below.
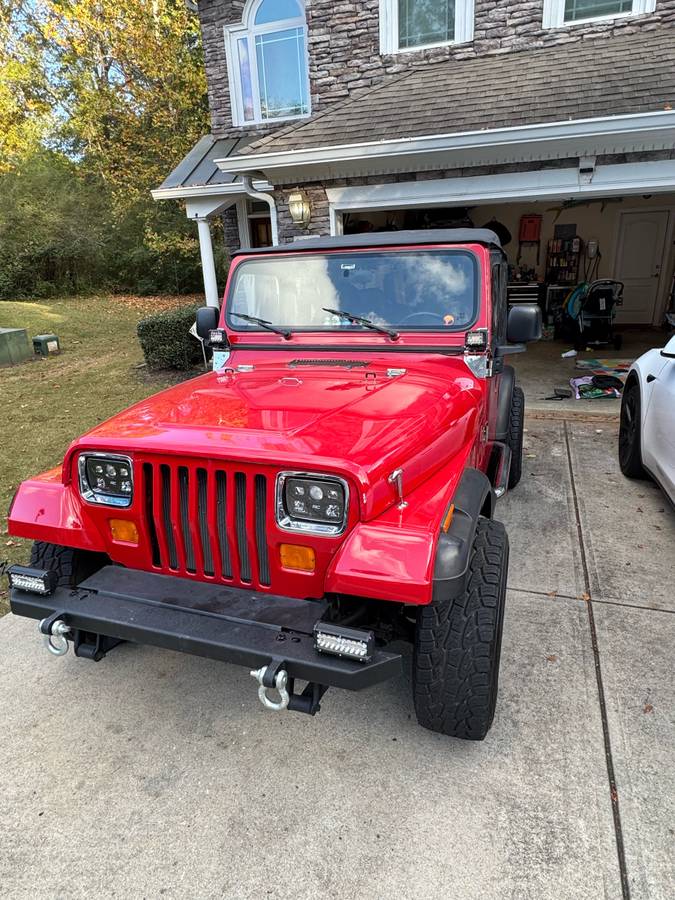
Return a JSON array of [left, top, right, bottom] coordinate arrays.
[[151, 179, 273, 202], [213, 110, 675, 174], [238, 175, 279, 245]]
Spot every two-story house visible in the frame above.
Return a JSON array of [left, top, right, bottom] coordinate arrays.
[[153, 0, 675, 326]]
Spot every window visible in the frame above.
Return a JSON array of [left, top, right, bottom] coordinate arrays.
[[543, 0, 655, 27], [225, 0, 310, 127], [226, 249, 479, 334], [379, 0, 475, 53]]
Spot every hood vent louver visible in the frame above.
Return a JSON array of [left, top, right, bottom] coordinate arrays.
[[288, 359, 371, 369]]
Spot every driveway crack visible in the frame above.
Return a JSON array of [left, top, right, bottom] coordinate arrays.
[[563, 421, 631, 900]]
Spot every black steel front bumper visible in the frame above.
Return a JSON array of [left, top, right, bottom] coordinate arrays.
[[9, 566, 401, 692]]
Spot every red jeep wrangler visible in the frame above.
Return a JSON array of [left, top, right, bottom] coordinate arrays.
[[8, 230, 540, 740]]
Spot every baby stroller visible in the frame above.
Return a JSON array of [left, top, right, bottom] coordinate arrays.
[[564, 279, 624, 351]]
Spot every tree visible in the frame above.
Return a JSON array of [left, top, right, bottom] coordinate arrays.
[[0, 1, 53, 170], [0, 0, 212, 295]]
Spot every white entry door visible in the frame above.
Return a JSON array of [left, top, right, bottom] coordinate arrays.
[[613, 210, 670, 324]]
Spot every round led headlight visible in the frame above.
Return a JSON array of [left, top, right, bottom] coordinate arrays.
[[276, 473, 348, 535], [78, 453, 133, 507]]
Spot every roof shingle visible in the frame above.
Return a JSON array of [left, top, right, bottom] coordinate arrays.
[[239, 27, 675, 157]]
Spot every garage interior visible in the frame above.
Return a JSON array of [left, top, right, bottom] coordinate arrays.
[[340, 193, 675, 412]]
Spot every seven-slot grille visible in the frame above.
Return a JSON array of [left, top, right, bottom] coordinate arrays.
[[141, 459, 270, 588]]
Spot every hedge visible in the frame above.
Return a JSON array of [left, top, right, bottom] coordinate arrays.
[[137, 303, 203, 370]]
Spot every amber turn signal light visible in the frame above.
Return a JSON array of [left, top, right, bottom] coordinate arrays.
[[279, 543, 315, 572], [108, 519, 139, 544], [442, 504, 455, 533]]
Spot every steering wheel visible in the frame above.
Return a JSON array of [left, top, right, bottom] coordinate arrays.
[[399, 311, 445, 325]]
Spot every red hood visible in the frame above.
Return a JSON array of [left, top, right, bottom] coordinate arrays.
[[68, 352, 482, 519]]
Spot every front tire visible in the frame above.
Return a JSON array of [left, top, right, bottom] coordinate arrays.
[[413, 518, 509, 741], [29, 541, 107, 586], [506, 385, 525, 489], [618, 382, 645, 478]]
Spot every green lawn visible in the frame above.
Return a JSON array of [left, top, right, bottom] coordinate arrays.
[[0, 294, 199, 614]]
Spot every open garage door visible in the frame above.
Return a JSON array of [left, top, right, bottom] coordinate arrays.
[[334, 194, 675, 327]]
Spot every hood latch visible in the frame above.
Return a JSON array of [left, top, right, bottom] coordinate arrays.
[[388, 468, 408, 510]]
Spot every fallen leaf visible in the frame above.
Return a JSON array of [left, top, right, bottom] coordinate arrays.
[[5, 540, 14, 546], [643, 703, 654, 714], [546, 654, 558, 663], [547, 590, 558, 598], [580, 592, 591, 602]]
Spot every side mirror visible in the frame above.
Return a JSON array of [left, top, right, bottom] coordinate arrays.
[[661, 334, 675, 359], [196, 306, 219, 341], [507, 304, 542, 344]]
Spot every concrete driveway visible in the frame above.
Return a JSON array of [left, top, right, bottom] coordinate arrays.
[[1, 420, 673, 900]]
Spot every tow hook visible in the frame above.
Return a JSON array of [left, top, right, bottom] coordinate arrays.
[[250, 661, 290, 711], [39, 616, 71, 656]]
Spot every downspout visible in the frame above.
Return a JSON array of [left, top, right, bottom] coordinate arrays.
[[239, 175, 279, 246]]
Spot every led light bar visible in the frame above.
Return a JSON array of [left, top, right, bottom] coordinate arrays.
[[465, 329, 488, 349], [208, 328, 229, 345], [8, 565, 57, 596], [313, 623, 375, 663]]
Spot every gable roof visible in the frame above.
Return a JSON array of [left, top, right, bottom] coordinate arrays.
[[237, 26, 675, 158]]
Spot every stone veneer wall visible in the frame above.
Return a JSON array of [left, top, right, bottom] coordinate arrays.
[[222, 206, 241, 253], [199, 0, 675, 138]]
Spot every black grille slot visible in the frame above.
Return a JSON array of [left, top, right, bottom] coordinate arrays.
[[235, 472, 250, 582], [254, 475, 270, 586], [289, 358, 370, 368], [215, 471, 232, 578], [161, 464, 178, 569], [197, 468, 214, 577], [143, 463, 161, 567], [178, 466, 196, 573]]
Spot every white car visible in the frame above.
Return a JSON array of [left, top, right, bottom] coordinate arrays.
[[619, 334, 675, 503]]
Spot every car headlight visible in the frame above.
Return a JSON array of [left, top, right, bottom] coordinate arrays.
[[78, 453, 133, 507], [276, 472, 349, 535]]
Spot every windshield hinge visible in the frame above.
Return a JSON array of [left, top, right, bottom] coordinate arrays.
[[464, 353, 491, 379]]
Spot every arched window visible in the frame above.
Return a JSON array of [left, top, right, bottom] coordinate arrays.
[[225, 0, 310, 126]]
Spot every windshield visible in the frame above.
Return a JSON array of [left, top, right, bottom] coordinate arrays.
[[226, 249, 478, 334]]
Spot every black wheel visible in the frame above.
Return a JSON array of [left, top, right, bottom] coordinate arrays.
[[506, 385, 525, 489], [29, 541, 107, 587], [413, 518, 509, 740], [613, 333, 623, 351], [618, 382, 645, 478]]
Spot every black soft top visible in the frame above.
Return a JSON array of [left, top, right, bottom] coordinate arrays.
[[232, 228, 503, 257]]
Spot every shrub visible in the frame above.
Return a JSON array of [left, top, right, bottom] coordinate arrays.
[[137, 303, 203, 370]]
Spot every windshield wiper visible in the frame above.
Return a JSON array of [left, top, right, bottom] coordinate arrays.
[[231, 312, 292, 340], [322, 308, 399, 340]]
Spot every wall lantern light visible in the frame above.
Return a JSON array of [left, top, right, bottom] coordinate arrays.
[[288, 190, 311, 227]]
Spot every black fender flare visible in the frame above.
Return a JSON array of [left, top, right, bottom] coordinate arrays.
[[432, 468, 495, 603], [493, 364, 515, 442]]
